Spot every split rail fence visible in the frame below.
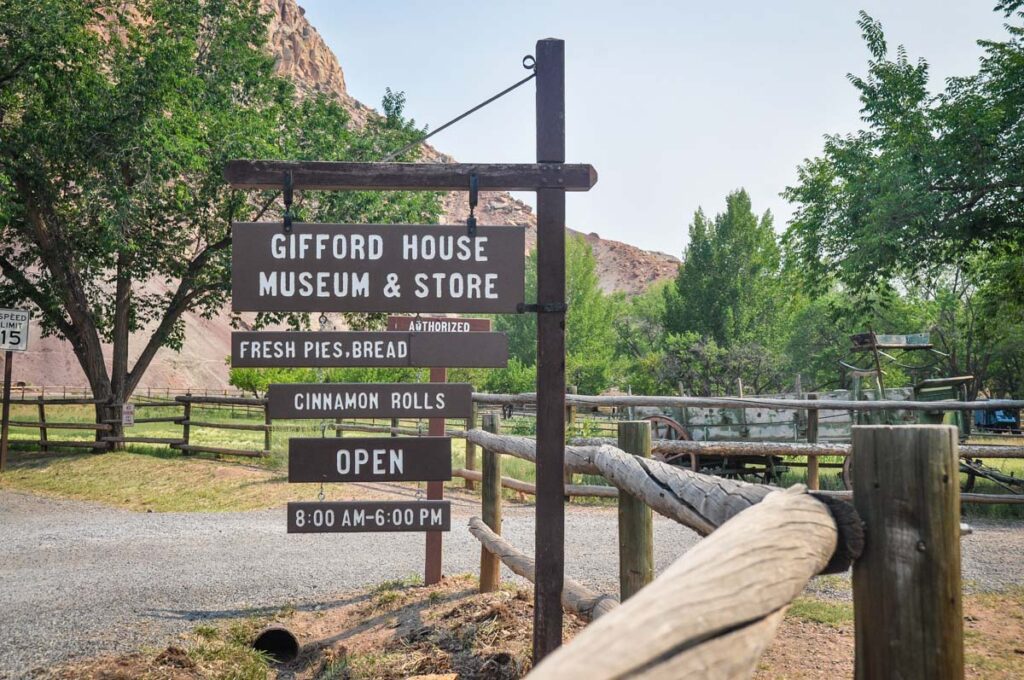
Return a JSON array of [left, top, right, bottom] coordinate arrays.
[[466, 416, 967, 677], [3, 388, 1021, 674], [4, 390, 1023, 507]]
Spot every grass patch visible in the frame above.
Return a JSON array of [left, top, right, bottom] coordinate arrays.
[[787, 597, 854, 627]]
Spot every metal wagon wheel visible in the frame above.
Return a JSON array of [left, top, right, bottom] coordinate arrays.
[[645, 415, 690, 441], [645, 415, 695, 468]]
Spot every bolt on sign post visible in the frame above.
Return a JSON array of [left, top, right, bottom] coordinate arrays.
[[225, 36, 595, 651], [0, 308, 31, 472]]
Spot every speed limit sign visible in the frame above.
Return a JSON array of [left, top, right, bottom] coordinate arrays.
[[0, 309, 30, 352]]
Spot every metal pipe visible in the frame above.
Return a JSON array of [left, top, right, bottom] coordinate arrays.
[[252, 626, 300, 663]]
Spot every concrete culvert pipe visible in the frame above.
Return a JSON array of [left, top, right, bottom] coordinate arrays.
[[251, 626, 300, 663]]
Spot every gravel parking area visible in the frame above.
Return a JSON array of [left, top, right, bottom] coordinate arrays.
[[0, 489, 1021, 677]]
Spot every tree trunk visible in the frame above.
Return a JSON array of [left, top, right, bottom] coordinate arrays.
[[108, 254, 132, 450]]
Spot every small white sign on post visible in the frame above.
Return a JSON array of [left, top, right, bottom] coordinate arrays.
[[0, 309, 30, 352], [122, 403, 135, 427]]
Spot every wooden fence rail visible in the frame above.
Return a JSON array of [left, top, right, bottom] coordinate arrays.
[[473, 391, 1024, 412], [526, 486, 839, 678], [464, 428, 862, 568], [469, 517, 619, 621], [572, 436, 1024, 460]]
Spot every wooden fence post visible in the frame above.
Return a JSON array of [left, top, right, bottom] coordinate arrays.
[[181, 394, 192, 454], [564, 385, 577, 501], [264, 402, 272, 453], [617, 420, 654, 601], [852, 425, 963, 680], [37, 396, 48, 454], [806, 393, 819, 490], [480, 413, 502, 592], [464, 403, 477, 490]]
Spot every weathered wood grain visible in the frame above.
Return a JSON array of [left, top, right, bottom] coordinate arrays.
[[224, 160, 598, 192], [852, 426, 964, 679], [526, 487, 837, 679], [464, 428, 771, 536], [617, 422, 654, 601], [453, 468, 618, 498], [468, 517, 618, 622], [480, 414, 502, 593]]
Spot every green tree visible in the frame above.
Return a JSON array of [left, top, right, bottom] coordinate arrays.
[[496, 235, 623, 395], [0, 0, 440, 431], [783, 8, 1024, 298], [665, 190, 783, 347]]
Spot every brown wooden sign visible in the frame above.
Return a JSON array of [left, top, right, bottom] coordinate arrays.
[[231, 331, 507, 368], [387, 316, 492, 332], [267, 383, 473, 420], [288, 437, 452, 483], [231, 223, 525, 314], [287, 500, 451, 533]]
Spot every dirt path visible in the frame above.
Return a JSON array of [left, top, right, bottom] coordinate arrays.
[[1, 489, 1021, 678]]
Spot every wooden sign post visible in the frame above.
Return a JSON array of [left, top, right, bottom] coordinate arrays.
[[533, 38, 568, 661], [386, 315, 493, 584], [226, 36, 593, 660], [0, 308, 31, 472]]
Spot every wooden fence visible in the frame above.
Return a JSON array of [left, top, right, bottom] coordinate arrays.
[[5, 389, 1022, 506], [467, 418, 967, 678]]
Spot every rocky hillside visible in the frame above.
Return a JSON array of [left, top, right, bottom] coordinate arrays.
[[266, 0, 679, 293], [6, 0, 678, 391]]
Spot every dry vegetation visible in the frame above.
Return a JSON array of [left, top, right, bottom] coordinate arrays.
[[54, 575, 586, 680], [50, 576, 1024, 680]]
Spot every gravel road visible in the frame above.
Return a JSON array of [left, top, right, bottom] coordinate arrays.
[[1, 488, 1021, 677]]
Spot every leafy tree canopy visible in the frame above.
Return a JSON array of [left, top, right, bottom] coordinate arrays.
[[0, 0, 439, 416], [666, 189, 782, 347], [783, 8, 1024, 298]]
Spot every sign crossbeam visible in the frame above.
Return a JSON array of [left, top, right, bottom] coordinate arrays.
[[225, 160, 598, 192]]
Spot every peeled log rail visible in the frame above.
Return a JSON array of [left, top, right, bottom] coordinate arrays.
[[572, 437, 849, 458], [474, 392, 1024, 412], [183, 420, 271, 432], [468, 517, 618, 621], [174, 444, 267, 457], [8, 397, 105, 405], [817, 489, 1024, 505], [175, 395, 267, 406], [527, 487, 838, 679], [465, 429, 770, 536], [573, 437, 1024, 460], [453, 468, 618, 498], [9, 421, 113, 431], [464, 428, 862, 572]]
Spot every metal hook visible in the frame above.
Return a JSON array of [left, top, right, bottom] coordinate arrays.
[[522, 54, 536, 70], [467, 173, 478, 237], [283, 171, 294, 233]]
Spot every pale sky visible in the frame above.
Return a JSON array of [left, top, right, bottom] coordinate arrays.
[[298, 1, 1008, 257]]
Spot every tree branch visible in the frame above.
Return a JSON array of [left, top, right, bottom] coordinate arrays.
[[0, 252, 76, 340], [125, 235, 231, 396]]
